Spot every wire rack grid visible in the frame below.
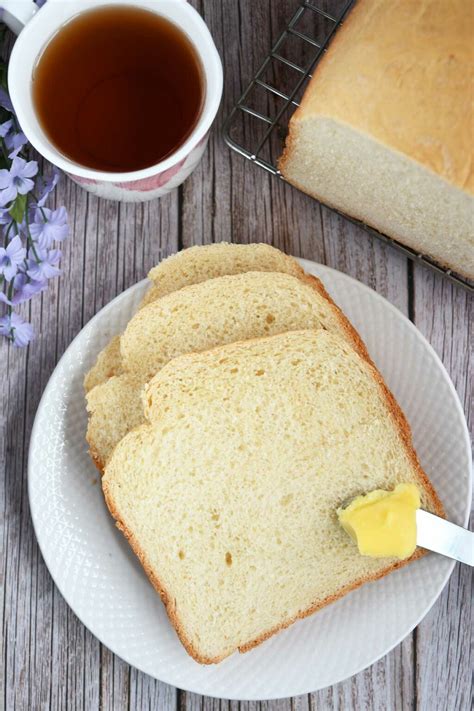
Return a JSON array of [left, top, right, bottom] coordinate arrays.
[[223, 0, 473, 293]]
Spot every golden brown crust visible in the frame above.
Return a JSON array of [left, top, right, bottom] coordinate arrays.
[[300, 272, 372, 363], [88, 447, 105, 474], [365, 360, 445, 520]]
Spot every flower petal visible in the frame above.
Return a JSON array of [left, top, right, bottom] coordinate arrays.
[[6, 235, 26, 264], [20, 160, 39, 179], [0, 185, 18, 207], [3, 261, 18, 281], [0, 119, 13, 138], [11, 315, 34, 348], [0, 169, 12, 190], [36, 173, 60, 207], [17, 178, 35, 195], [6, 132, 28, 159], [12, 278, 47, 305]]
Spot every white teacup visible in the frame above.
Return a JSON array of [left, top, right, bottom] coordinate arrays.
[[2, 0, 223, 202]]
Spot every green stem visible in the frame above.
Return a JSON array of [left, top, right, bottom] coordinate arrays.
[[30, 198, 48, 222], [7, 279, 14, 319], [23, 210, 40, 263], [4, 219, 13, 243]]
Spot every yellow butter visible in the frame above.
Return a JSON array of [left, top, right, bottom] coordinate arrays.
[[337, 483, 421, 560]]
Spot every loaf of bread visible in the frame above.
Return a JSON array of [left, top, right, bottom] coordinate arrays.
[[279, 0, 474, 279], [84, 242, 306, 393], [86, 270, 367, 469], [103, 329, 443, 664]]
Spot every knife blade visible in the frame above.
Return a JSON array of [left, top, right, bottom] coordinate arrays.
[[416, 509, 473, 566]]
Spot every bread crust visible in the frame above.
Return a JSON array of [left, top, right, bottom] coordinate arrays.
[[102, 326, 444, 665], [300, 272, 371, 363], [89, 449, 105, 473]]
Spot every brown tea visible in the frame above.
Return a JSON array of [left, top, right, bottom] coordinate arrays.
[[32, 5, 204, 172]]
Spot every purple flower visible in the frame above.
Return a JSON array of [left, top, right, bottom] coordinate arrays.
[[0, 157, 38, 206], [35, 169, 60, 207], [0, 119, 13, 138], [27, 247, 61, 281], [10, 272, 47, 305], [0, 80, 68, 349], [0, 235, 26, 281], [0, 311, 34, 347], [5, 131, 28, 159], [30, 206, 68, 249]]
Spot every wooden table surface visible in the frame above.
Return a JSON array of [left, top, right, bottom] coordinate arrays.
[[1, 1, 472, 709]]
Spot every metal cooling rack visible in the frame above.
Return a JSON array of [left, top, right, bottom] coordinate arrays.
[[223, 0, 473, 293]]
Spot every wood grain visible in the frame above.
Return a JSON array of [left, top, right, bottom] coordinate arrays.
[[1, 1, 471, 709]]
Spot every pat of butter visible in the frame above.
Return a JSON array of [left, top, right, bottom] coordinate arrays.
[[337, 483, 421, 560]]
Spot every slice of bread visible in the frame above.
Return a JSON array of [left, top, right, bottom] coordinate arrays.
[[140, 241, 305, 307], [84, 243, 305, 393], [86, 271, 368, 469], [85, 373, 142, 471], [121, 271, 367, 381], [84, 336, 123, 393], [103, 329, 444, 664]]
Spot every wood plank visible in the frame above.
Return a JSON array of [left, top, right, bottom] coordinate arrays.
[[411, 268, 472, 711], [1, 166, 180, 709], [129, 665, 177, 710]]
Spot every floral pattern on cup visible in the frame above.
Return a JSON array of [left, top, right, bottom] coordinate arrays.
[[117, 156, 187, 192]]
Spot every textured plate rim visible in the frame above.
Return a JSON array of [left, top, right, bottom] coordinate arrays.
[[28, 259, 472, 700]]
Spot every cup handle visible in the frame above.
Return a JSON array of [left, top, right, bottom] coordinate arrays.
[[1, 0, 38, 35]]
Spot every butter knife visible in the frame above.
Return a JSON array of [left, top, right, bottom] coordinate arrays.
[[416, 510, 473, 566]]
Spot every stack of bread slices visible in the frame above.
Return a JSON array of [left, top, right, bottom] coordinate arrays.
[[85, 243, 443, 664]]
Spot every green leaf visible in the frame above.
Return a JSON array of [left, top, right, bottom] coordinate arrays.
[[9, 193, 27, 223]]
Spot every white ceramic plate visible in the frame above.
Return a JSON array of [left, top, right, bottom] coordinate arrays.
[[28, 259, 472, 701]]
